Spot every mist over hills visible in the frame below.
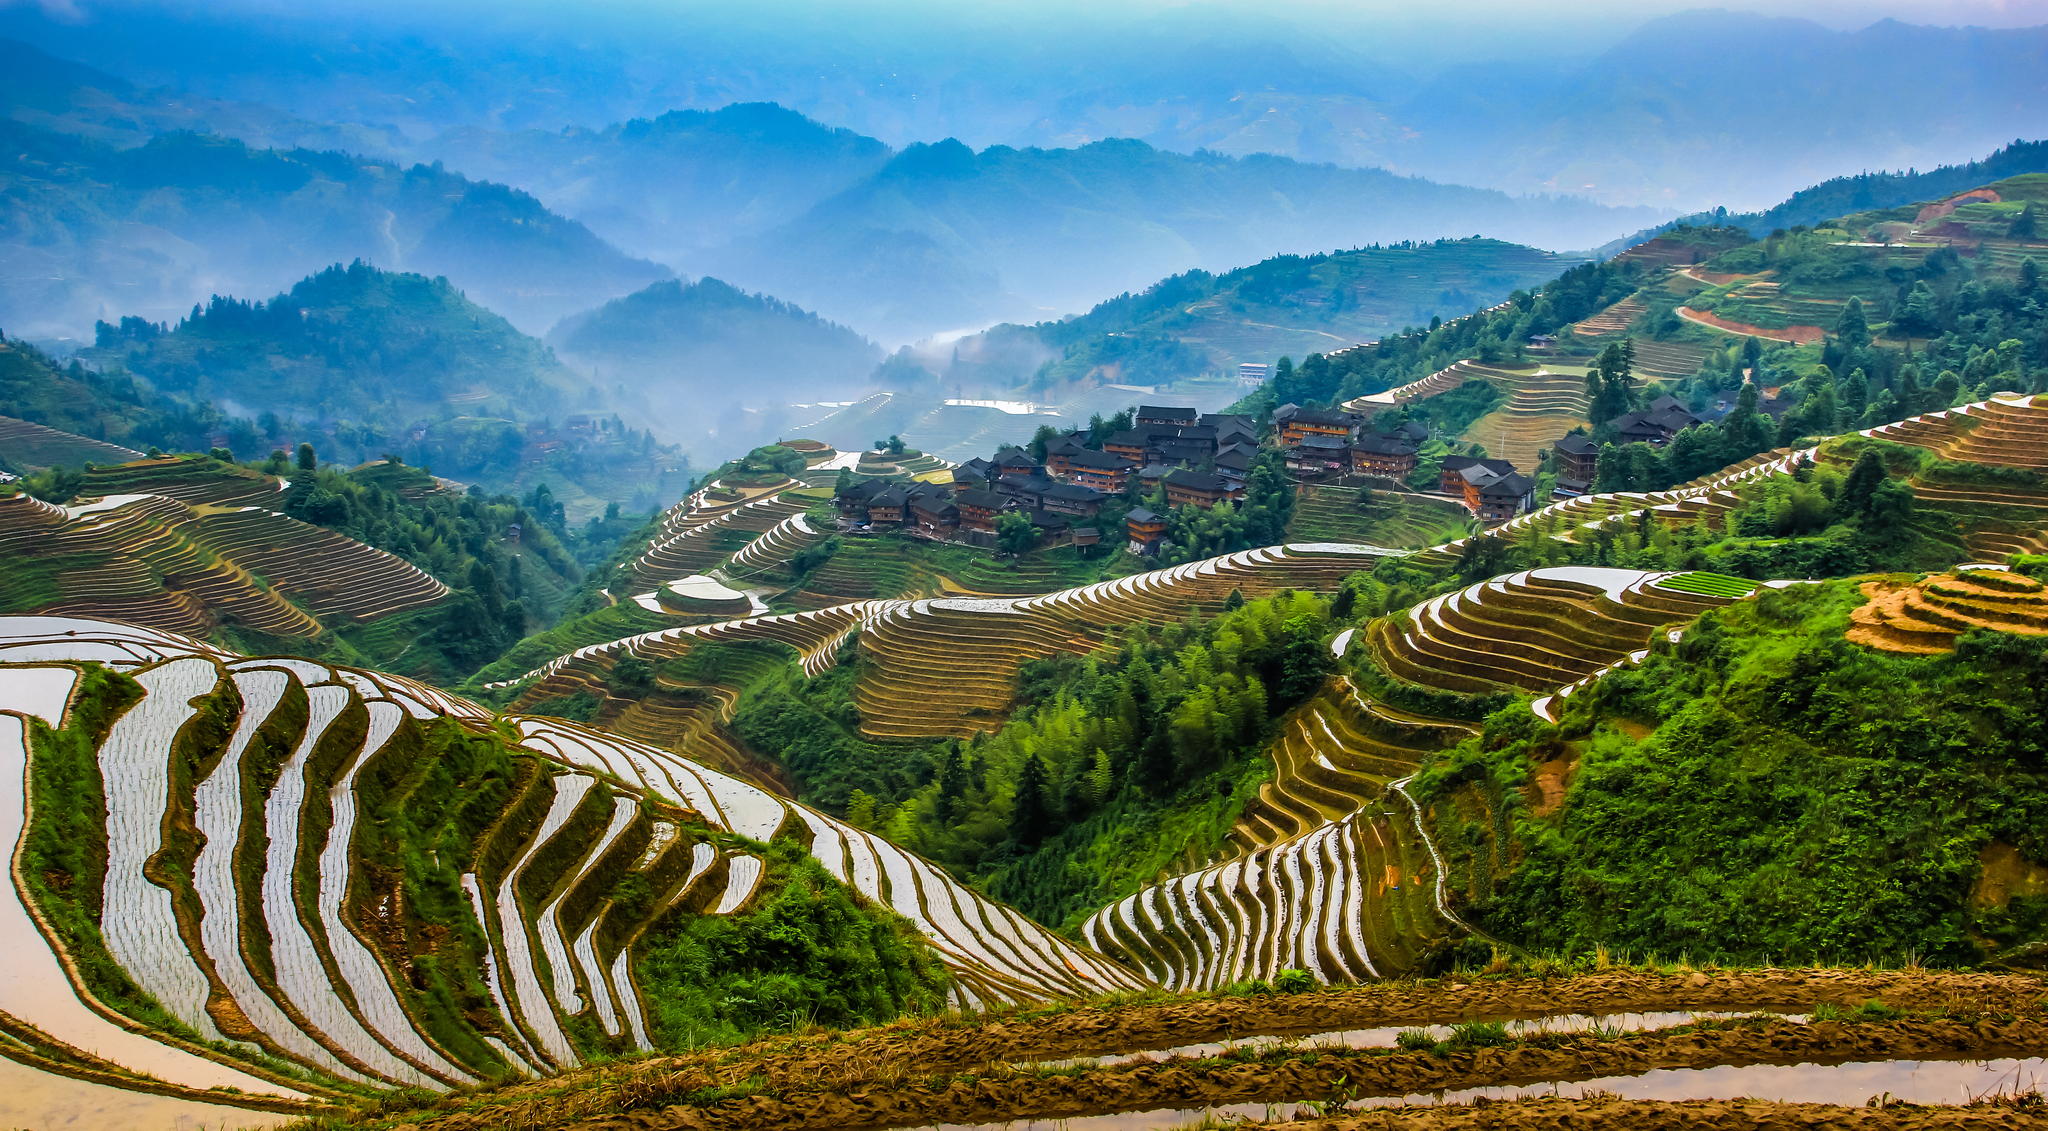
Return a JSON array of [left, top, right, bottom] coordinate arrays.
[[547, 277, 885, 456], [686, 135, 1658, 344], [4, 4, 2044, 214], [0, 117, 667, 340]]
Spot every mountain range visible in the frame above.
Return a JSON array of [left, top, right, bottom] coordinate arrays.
[[4, 5, 2044, 214], [0, 117, 668, 340]]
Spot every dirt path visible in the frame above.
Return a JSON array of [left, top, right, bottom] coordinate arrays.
[[359, 969, 2048, 1131]]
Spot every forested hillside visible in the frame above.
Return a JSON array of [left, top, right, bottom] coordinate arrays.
[[0, 119, 667, 338], [71, 262, 685, 507], [927, 238, 1581, 396]]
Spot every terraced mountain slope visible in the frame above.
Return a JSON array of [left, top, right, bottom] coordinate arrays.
[[1851, 569, 2048, 653], [1086, 566, 1756, 991], [0, 489, 446, 641], [0, 617, 1144, 1116], [503, 542, 1396, 742], [1451, 361, 1594, 472], [0, 412, 144, 472], [369, 966, 2048, 1131]]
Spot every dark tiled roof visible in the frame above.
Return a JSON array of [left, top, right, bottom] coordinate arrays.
[[1554, 433, 1599, 456], [1166, 468, 1229, 492], [1478, 472, 1536, 498], [1041, 482, 1105, 503], [1352, 433, 1420, 456], [956, 488, 1008, 510], [1443, 455, 1517, 477], [1127, 507, 1162, 524], [1291, 433, 1351, 451], [1137, 405, 1198, 421], [1056, 448, 1136, 471], [1278, 407, 1356, 428]]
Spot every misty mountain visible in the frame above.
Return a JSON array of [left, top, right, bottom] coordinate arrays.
[[547, 277, 883, 455], [6, 4, 2045, 216], [0, 36, 401, 155], [1399, 12, 2048, 211], [81, 262, 595, 425], [0, 119, 667, 339], [70, 261, 685, 505], [427, 103, 893, 269], [691, 137, 1658, 344]]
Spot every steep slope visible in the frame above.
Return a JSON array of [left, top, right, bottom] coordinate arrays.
[[0, 120, 668, 338], [69, 263, 684, 505], [0, 619, 1142, 1116], [924, 238, 1585, 395], [83, 263, 588, 426]]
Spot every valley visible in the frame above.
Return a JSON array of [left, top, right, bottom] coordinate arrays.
[[3, 10, 2048, 1128]]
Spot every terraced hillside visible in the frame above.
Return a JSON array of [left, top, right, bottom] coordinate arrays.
[[1287, 485, 1472, 548], [1454, 362, 1592, 472], [1085, 565, 1758, 991], [1863, 393, 2048, 470], [0, 617, 1146, 1117], [1368, 567, 1738, 697], [1672, 179, 2048, 344], [0, 413, 145, 471], [81, 455, 290, 507], [499, 543, 1394, 745], [371, 967, 2048, 1131], [1851, 569, 2048, 653], [0, 490, 446, 641]]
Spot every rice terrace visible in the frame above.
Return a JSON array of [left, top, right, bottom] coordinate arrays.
[[5, 2, 2048, 1128]]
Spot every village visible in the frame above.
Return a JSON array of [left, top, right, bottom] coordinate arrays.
[[829, 385, 1714, 558]]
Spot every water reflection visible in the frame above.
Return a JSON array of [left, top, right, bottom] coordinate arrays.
[[921, 1053, 2048, 1130], [0, 1057, 288, 1131]]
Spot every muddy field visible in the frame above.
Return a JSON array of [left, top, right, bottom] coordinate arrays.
[[356, 968, 2048, 1131]]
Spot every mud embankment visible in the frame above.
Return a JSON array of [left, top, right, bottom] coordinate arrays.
[[1260, 1095, 2048, 1130], [534, 1018, 2048, 1130], [370, 969, 2048, 1131]]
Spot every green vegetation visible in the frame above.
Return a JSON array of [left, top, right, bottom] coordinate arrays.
[[1020, 239, 1582, 393], [0, 336, 230, 462], [74, 262, 684, 508], [633, 838, 951, 1046], [725, 592, 1349, 928], [1655, 571, 1757, 598], [17, 668, 159, 1028], [1421, 582, 2048, 965]]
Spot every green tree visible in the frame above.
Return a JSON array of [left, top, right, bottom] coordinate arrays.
[[1834, 296, 1871, 350], [295, 441, 317, 473], [1010, 755, 1053, 844], [994, 511, 1037, 556], [2012, 200, 2039, 240]]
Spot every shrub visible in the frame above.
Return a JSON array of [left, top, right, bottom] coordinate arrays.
[[1273, 968, 1317, 994], [1445, 1020, 1511, 1049]]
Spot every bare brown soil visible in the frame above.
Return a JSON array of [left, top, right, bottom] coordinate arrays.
[[1257, 1095, 2048, 1129], [1674, 307, 1826, 345], [364, 969, 2048, 1131]]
